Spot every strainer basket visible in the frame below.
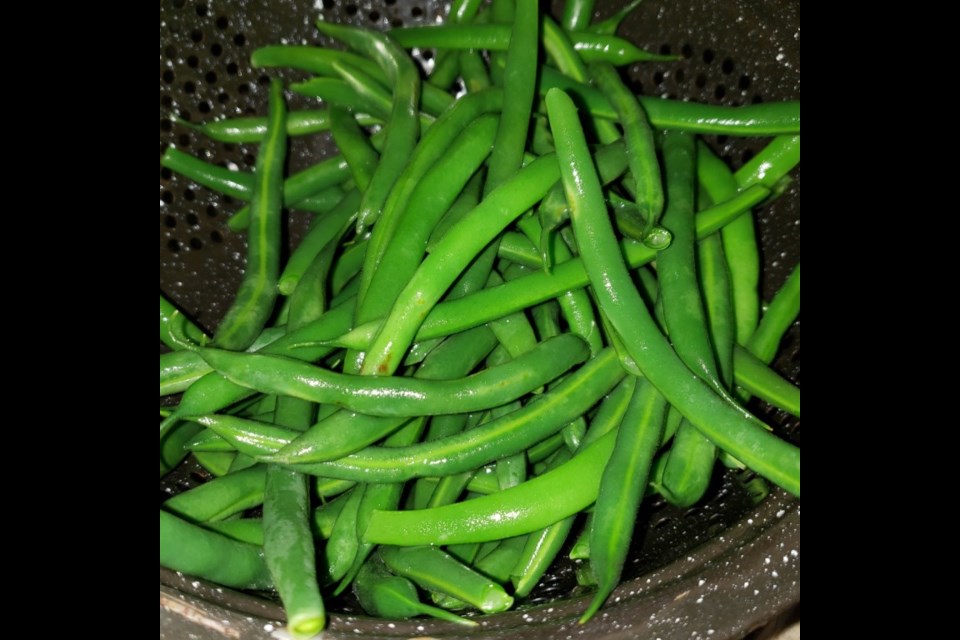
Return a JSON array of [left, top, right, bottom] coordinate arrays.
[[160, 1, 799, 638]]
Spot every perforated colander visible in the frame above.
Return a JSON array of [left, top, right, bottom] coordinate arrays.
[[160, 1, 799, 638]]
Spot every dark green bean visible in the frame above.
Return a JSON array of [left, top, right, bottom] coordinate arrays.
[[581, 377, 665, 622], [329, 107, 379, 191]]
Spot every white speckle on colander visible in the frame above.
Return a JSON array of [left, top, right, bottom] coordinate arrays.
[[263, 624, 274, 632]]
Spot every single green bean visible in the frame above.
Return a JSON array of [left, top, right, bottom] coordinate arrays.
[[210, 78, 285, 351], [546, 87, 799, 496], [329, 106, 379, 192], [195, 333, 588, 418], [581, 377, 665, 622], [353, 557, 477, 625], [160, 509, 272, 589], [747, 264, 800, 364], [163, 465, 266, 523]]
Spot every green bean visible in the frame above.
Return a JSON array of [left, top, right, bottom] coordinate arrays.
[[484, 0, 538, 194], [325, 484, 365, 583], [264, 462, 325, 639], [315, 21, 421, 236], [209, 78, 285, 351], [747, 264, 801, 364], [538, 65, 801, 135], [195, 333, 587, 418], [588, 0, 645, 35], [473, 535, 528, 583], [545, 87, 799, 496], [160, 510, 272, 589], [581, 377, 665, 622], [733, 346, 800, 417], [329, 107, 379, 192], [591, 62, 663, 233], [291, 77, 391, 119], [364, 428, 618, 546], [181, 110, 367, 143], [163, 465, 266, 523], [379, 546, 514, 613], [353, 557, 477, 625]]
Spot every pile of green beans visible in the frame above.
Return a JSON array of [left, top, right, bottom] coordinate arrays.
[[160, 2, 800, 636]]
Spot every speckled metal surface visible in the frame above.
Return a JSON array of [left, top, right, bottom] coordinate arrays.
[[160, 1, 799, 637]]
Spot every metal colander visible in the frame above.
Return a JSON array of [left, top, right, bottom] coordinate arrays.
[[160, 1, 800, 638]]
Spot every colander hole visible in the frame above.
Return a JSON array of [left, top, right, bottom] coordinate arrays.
[[233, 33, 246, 46], [205, 71, 217, 84], [391, 18, 403, 28], [721, 58, 734, 74], [702, 48, 715, 64], [184, 81, 196, 94], [215, 16, 228, 29], [659, 44, 671, 55], [738, 74, 752, 90], [385, 0, 396, 5], [184, 190, 196, 204], [369, 11, 381, 22], [186, 55, 199, 68], [322, 0, 335, 8], [199, 101, 211, 113], [161, 167, 172, 180], [741, 149, 755, 164], [161, 191, 174, 205], [190, 238, 204, 250], [161, 94, 173, 108], [218, 92, 230, 104], [206, 205, 218, 217], [716, 135, 729, 145], [345, 4, 358, 16], [244, 153, 256, 166], [160, 118, 173, 132], [653, 70, 664, 85], [681, 43, 693, 58], [226, 61, 238, 75], [195, 4, 207, 18], [167, 239, 181, 253], [258, 74, 270, 85], [162, 70, 174, 84], [210, 230, 223, 243], [164, 215, 177, 228], [411, 6, 423, 17], [695, 73, 706, 88], [752, 94, 763, 104], [191, 29, 203, 43], [714, 84, 726, 99], [178, 133, 191, 146]]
